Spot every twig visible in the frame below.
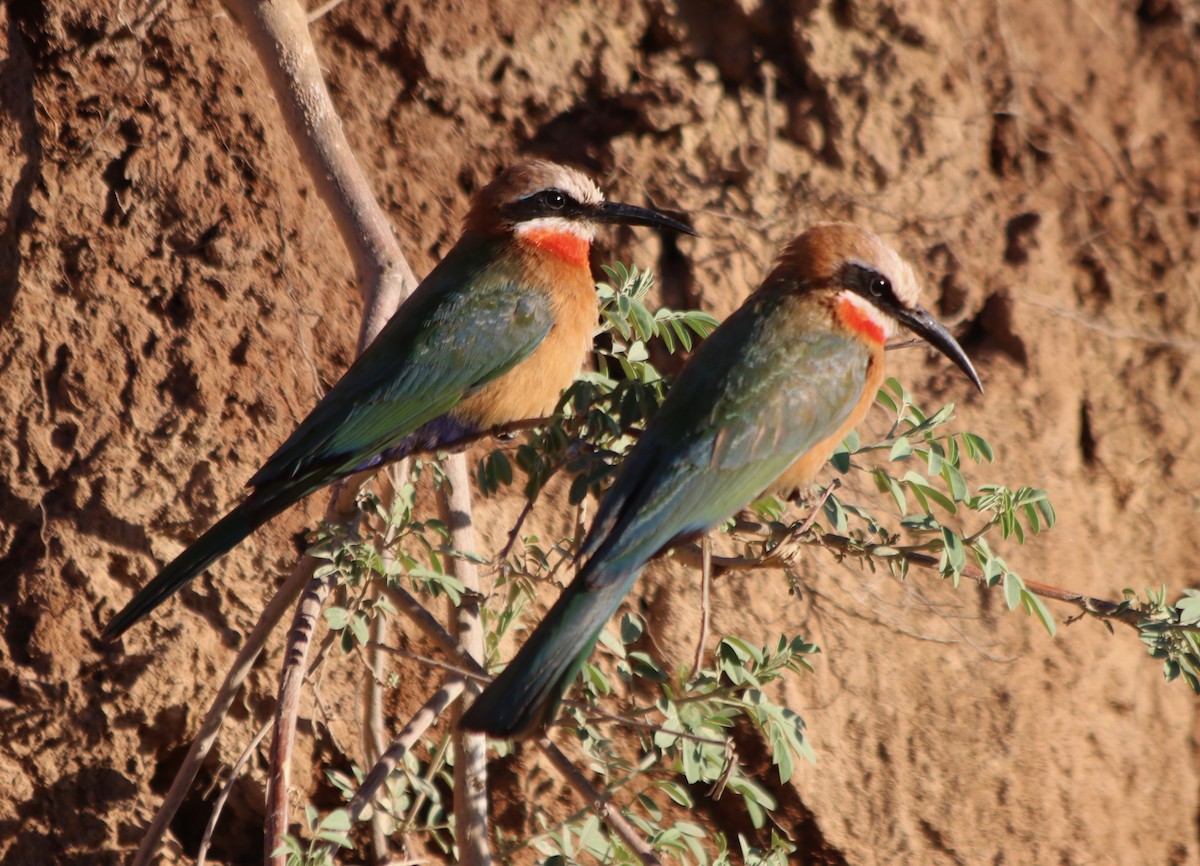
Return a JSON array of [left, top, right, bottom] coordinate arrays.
[[495, 496, 537, 567], [538, 740, 663, 866], [672, 519, 1146, 632], [564, 701, 727, 747], [200, 0, 418, 860], [318, 677, 468, 859], [197, 719, 273, 866], [132, 488, 364, 866], [306, 0, 348, 22], [691, 536, 711, 674], [377, 585, 485, 672], [365, 595, 392, 860], [440, 455, 492, 866], [817, 533, 1145, 630], [364, 465, 408, 862], [197, 626, 340, 865], [366, 643, 488, 682], [266, 547, 340, 863]]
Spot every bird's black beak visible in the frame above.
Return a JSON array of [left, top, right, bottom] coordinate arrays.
[[895, 305, 984, 394], [594, 200, 698, 236]]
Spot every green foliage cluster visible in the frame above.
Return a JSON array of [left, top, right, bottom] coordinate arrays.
[[824, 376, 1058, 635], [279, 262, 1144, 865]]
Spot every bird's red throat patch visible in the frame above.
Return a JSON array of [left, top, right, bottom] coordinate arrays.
[[836, 296, 887, 345], [519, 227, 591, 268]]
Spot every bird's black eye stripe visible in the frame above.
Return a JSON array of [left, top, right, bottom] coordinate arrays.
[[845, 263, 899, 307], [502, 188, 583, 222]]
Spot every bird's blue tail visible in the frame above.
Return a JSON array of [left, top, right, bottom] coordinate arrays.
[[102, 489, 297, 640], [459, 557, 644, 738]]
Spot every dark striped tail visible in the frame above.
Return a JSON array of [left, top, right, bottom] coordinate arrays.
[[102, 490, 294, 640], [459, 558, 643, 739]]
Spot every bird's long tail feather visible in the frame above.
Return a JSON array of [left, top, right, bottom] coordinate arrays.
[[459, 557, 643, 738], [102, 488, 298, 641]]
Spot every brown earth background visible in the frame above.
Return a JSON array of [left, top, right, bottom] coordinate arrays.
[[1, 0, 1199, 863]]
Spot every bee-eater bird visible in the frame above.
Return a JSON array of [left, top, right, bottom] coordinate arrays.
[[460, 222, 983, 738], [102, 160, 696, 641]]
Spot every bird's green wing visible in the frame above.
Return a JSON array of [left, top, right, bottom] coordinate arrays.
[[250, 242, 554, 490], [580, 293, 871, 580]]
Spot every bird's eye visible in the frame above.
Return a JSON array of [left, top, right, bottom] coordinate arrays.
[[543, 190, 566, 210], [870, 276, 891, 298]]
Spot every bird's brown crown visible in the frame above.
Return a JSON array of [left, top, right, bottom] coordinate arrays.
[[464, 160, 603, 235], [768, 222, 920, 307]]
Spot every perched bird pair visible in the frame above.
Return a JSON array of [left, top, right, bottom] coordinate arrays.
[[102, 161, 693, 640], [104, 160, 981, 743]]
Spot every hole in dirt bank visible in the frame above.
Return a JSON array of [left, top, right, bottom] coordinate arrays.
[[1074, 252, 1112, 304], [1079, 400, 1098, 467], [1003, 212, 1041, 265], [926, 243, 968, 318], [4, 606, 39, 667], [51, 420, 79, 451], [959, 291, 1028, 367], [152, 744, 265, 864], [157, 358, 201, 409], [523, 93, 656, 173], [1136, 0, 1182, 27]]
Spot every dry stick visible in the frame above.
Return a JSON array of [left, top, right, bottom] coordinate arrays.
[[364, 605, 393, 860], [203, 1, 415, 861], [691, 535, 712, 675], [673, 524, 1145, 631], [538, 740, 664, 866], [367, 642, 489, 682], [132, 485, 366, 866], [816, 533, 1145, 630], [439, 456, 493, 866], [364, 466, 408, 862], [137, 0, 416, 862], [318, 677, 469, 859], [197, 626, 341, 866], [378, 584, 488, 673], [197, 719, 274, 866]]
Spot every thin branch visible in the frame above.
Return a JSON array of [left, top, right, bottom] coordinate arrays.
[[318, 677, 468, 860], [132, 485, 366, 866], [216, 0, 414, 322], [266, 545, 340, 864], [378, 585, 485, 672], [364, 595, 393, 860], [199, 1, 419, 860], [364, 466, 408, 862], [197, 624, 340, 865], [819, 533, 1146, 630], [440, 455, 492, 866], [197, 719, 273, 866], [672, 518, 1147, 632], [538, 739, 663, 866], [691, 536, 711, 674], [564, 701, 727, 747]]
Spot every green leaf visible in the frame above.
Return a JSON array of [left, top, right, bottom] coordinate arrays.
[[940, 527, 965, 578], [1022, 590, 1058, 636], [940, 462, 969, 501], [620, 612, 645, 644], [889, 437, 913, 461], [1003, 573, 1023, 609]]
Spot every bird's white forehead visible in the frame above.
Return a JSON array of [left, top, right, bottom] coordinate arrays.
[[555, 170, 603, 206], [847, 244, 920, 307], [516, 165, 603, 207]]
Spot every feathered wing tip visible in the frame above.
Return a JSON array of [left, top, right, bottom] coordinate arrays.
[[459, 559, 642, 739], [101, 491, 291, 641]]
